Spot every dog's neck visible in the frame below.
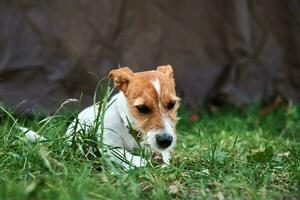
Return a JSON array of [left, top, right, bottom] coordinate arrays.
[[112, 92, 141, 140], [114, 92, 135, 128]]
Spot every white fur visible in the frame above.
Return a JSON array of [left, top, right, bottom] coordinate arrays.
[[65, 92, 148, 169], [144, 117, 176, 164], [163, 117, 177, 147], [151, 79, 161, 96], [161, 150, 171, 164], [19, 127, 46, 142], [66, 92, 139, 151]]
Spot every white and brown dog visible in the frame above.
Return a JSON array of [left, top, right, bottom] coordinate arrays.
[[23, 65, 180, 170]]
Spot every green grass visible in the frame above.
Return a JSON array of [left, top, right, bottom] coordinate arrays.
[[1, 104, 300, 200]]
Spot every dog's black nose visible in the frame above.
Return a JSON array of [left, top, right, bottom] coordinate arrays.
[[156, 133, 173, 148]]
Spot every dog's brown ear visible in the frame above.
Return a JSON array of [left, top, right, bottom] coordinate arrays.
[[157, 65, 173, 78], [109, 67, 134, 94]]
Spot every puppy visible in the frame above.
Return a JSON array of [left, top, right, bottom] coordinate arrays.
[[66, 65, 180, 169], [21, 65, 180, 170]]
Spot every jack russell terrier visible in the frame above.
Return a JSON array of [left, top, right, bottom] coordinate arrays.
[[22, 65, 180, 170]]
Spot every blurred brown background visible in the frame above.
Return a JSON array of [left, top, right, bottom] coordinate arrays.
[[0, 0, 300, 114]]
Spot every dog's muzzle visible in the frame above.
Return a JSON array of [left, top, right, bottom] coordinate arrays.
[[155, 133, 173, 149]]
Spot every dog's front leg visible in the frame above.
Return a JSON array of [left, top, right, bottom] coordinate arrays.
[[107, 148, 147, 170]]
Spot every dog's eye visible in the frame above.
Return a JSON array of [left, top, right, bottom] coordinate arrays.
[[167, 102, 175, 110], [136, 105, 151, 114]]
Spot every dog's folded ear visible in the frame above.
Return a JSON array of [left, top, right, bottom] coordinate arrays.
[[156, 65, 173, 78], [109, 67, 134, 94]]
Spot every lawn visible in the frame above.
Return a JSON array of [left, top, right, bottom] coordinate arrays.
[[0, 104, 299, 199]]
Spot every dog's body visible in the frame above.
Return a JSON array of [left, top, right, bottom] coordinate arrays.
[[23, 65, 180, 170], [66, 92, 149, 169]]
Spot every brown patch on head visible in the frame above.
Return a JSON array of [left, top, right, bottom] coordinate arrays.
[[109, 65, 180, 135]]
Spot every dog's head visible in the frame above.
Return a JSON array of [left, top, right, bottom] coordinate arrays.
[[109, 65, 180, 153]]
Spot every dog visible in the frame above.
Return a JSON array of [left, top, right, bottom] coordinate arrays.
[[23, 65, 180, 170]]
